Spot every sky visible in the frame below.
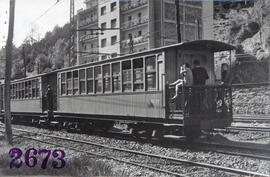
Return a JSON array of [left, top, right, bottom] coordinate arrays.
[[0, 0, 86, 48]]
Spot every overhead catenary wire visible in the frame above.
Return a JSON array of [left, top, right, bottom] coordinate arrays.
[[30, 0, 63, 25]]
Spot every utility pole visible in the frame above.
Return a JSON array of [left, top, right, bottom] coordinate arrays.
[[175, 0, 181, 43], [69, 0, 75, 66], [5, 0, 15, 145]]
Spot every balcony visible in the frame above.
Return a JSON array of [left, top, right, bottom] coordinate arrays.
[[79, 34, 98, 42], [121, 17, 149, 30], [79, 17, 98, 27], [121, 35, 148, 49], [121, 0, 148, 12]]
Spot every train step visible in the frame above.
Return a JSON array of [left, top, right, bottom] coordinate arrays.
[[163, 135, 186, 139], [170, 110, 184, 114], [163, 123, 183, 127]]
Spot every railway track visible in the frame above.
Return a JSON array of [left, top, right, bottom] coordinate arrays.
[[233, 114, 270, 123], [228, 126, 270, 132], [0, 126, 269, 177]]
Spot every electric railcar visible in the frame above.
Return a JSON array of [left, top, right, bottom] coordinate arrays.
[[0, 40, 235, 138]]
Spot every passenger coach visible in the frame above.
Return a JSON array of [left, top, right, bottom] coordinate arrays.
[[0, 40, 235, 138]]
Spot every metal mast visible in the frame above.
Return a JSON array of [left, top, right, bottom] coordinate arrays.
[[69, 0, 75, 66]]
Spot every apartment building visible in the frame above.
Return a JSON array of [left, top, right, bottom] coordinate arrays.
[[76, 0, 213, 64], [98, 0, 121, 60], [77, 0, 99, 64]]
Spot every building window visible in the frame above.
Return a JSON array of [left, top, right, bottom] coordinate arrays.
[[138, 13, 142, 23], [111, 53, 117, 58], [101, 22, 106, 29], [86, 68, 94, 94], [128, 16, 132, 22], [101, 55, 107, 60], [111, 2, 116, 12], [103, 64, 111, 93], [112, 62, 121, 92], [111, 19, 117, 28], [101, 38, 107, 48], [111, 35, 117, 45], [138, 31, 142, 36], [101, 6, 106, 16]]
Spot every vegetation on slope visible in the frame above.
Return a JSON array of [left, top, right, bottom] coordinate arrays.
[[0, 24, 70, 79], [214, 0, 270, 84]]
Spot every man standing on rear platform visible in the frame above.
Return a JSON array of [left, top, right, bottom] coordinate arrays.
[[192, 60, 209, 86], [192, 60, 209, 113]]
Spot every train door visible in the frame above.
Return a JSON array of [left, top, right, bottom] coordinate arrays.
[[41, 73, 58, 112], [157, 54, 165, 107]]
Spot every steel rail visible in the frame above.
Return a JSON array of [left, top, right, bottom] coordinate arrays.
[[192, 142, 270, 161], [228, 126, 270, 132], [233, 118, 270, 123], [0, 127, 268, 177], [194, 141, 270, 154]]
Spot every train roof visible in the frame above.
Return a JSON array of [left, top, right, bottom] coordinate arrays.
[[168, 40, 236, 52], [55, 40, 235, 72], [7, 40, 235, 83]]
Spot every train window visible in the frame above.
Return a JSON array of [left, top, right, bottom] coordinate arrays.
[[15, 84, 18, 99], [25, 82, 28, 99], [67, 72, 72, 95], [28, 81, 32, 98], [32, 80, 36, 98], [86, 68, 94, 94], [13, 84, 16, 99], [22, 82, 24, 99], [112, 62, 121, 92], [10, 85, 13, 100], [145, 56, 156, 90], [122, 60, 132, 92], [61, 73, 66, 95], [79, 69, 86, 94], [18, 83, 21, 99], [133, 58, 144, 91], [36, 79, 40, 98], [73, 70, 79, 95], [94, 66, 102, 93], [103, 64, 111, 93]]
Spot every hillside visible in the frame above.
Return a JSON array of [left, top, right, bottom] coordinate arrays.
[[214, 0, 270, 84], [0, 24, 71, 79]]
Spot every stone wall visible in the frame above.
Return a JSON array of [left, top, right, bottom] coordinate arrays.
[[232, 85, 270, 114]]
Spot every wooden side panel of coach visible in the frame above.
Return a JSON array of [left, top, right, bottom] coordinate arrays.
[[10, 77, 42, 114], [58, 93, 164, 118], [0, 85, 3, 112], [57, 52, 167, 120]]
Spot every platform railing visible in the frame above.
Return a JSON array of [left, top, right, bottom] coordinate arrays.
[[166, 84, 233, 120]]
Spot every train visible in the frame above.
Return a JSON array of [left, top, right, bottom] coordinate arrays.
[[0, 40, 235, 139]]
